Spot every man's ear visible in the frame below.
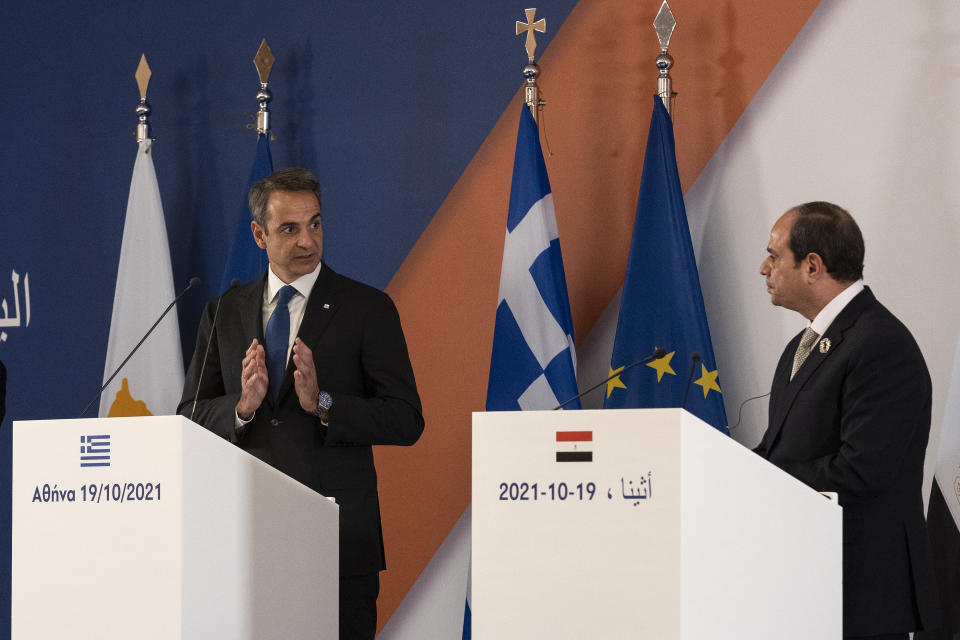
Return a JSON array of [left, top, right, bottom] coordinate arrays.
[[251, 220, 267, 250], [804, 252, 826, 282]]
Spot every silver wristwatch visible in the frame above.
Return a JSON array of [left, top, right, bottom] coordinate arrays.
[[315, 390, 333, 426]]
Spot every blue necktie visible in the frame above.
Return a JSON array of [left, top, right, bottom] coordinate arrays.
[[265, 285, 297, 400]]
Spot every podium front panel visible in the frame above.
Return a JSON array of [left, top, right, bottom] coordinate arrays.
[[472, 409, 842, 639], [13, 416, 340, 640], [473, 409, 682, 639], [13, 417, 184, 639]]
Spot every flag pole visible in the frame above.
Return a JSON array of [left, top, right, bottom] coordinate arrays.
[[219, 40, 276, 290], [253, 39, 275, 135], [98, 55, 185, 417], [516, 8, 546, 125], [653, 0, 677, 115], [134, 54, 152, 143]]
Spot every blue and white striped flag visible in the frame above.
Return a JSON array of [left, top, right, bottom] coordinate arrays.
[[487, 105, 580, 411]]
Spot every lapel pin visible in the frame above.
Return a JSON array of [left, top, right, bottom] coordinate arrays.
[[819, 338, 831, 354], [323, 303, 330, 309]]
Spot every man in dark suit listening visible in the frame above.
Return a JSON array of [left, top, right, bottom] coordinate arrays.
[[755, 202, 941, 639], [179, 167, 424, 640]]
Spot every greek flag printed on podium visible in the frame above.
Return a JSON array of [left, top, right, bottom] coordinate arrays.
[[486, 104, 580, 413]]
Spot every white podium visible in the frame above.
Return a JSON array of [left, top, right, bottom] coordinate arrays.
[[12, 415, 339, 640], [472, 409, 842, 639]]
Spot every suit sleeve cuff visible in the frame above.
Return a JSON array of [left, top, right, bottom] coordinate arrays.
[[234, 408, 254, 437]]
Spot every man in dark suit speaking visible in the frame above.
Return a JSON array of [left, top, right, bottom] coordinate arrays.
[[754, 202, 941, 639], [179, 167, 424, 640]]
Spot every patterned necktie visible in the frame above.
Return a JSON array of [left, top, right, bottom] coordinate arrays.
[[265, 285, 297, 399], [791, 327, 820, 380]]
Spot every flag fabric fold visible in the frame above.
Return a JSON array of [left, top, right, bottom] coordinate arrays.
[[219, 133, 273, 290], [603, 96, 727, 433], [917, 482, 960, 640], [917, 339, 960, 639], [461, 573, 471, 640], [486, 105, 580, 412], [99, 139, 183, 417]]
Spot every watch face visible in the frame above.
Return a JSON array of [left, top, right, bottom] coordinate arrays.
[[317, 391, 333, 411]]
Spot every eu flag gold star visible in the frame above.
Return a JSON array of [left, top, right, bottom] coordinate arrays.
[[694, 364, 722, 398], [646, 350, 676, 382], [606, 365, 627, 398]]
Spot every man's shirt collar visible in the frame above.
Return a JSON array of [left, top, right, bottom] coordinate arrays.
[[265, 261, 323, 304], [810, 279, 864, 336]]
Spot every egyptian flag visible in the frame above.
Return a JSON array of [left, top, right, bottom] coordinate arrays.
[[556, 430, 592, 462]]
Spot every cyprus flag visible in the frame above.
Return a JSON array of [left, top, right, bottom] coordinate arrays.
[[98, 138, 183, 417]]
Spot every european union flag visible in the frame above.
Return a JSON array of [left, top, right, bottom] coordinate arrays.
[[486, 104, 579, 412], [219, 133, 273, 291], [604, 96, 727, 433]]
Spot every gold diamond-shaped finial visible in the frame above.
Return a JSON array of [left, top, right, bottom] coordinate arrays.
[[654, 1, 677, 50], [516, 8, 546, 62], [135, 54, 152, 101], [254, 39, 275, 84]]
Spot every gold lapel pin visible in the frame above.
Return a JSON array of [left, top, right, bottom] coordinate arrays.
[[819, 338, 831, 354]]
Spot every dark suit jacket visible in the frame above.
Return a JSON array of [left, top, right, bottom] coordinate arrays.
[[178, 263, 424, 576], [755, 287, 941, 636]]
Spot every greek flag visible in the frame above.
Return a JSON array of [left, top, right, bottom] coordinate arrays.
[[486, 104, 580, 412]]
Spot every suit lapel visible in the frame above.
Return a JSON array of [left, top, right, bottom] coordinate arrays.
[[763, 332, 801, 453], [237, 275, 267, 344], [276, 263, 343, 403], [235, 274, 270, 406], [764, 288, 875, 453]]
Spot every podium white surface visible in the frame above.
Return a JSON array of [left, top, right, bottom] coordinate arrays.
[[12, 415, 339, 640], [472, 408, 842, 639]]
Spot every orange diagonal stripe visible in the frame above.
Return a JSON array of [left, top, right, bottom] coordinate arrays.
[[375, 0, 822, 631]]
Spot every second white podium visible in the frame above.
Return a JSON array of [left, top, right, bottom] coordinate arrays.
[[472, 408, 842, 639]]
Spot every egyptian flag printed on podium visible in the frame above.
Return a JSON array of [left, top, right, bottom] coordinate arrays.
[[99, 139, 183, 417], [603, 96, 727, 434], [556, 430, 592, 462]]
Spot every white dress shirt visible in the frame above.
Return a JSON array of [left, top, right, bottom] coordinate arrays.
[[809, 279, 865, 336], [236, 262, 323, 427], [262, 262, 323, 366]]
